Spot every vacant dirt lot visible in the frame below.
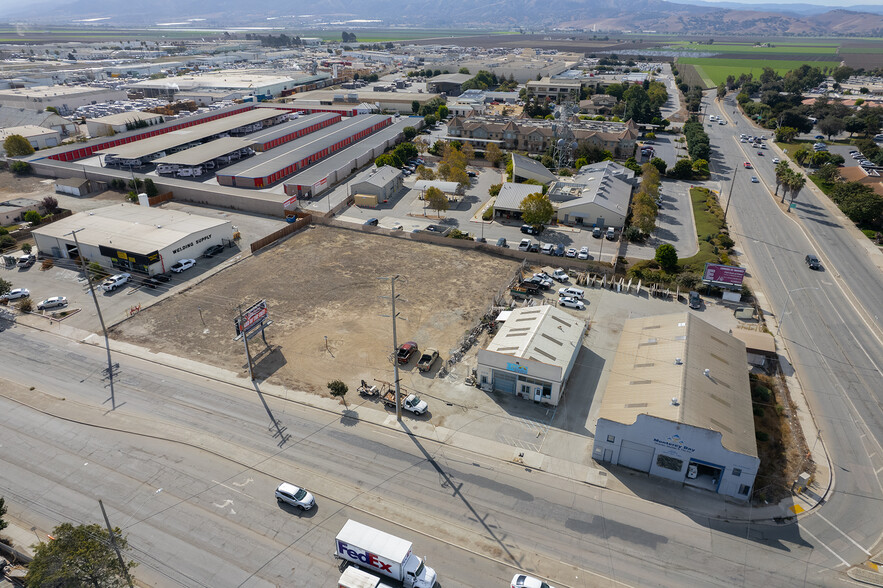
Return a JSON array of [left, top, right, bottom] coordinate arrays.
[[111, 225, 519, 395]]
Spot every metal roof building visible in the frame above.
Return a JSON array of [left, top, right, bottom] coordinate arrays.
[[218, 115, 392, 189], [152, 137, 254, 167], [96, 108, 289, 163], [241, 112, 341, 152], [283, 117, 413, 197], [493, 182, 541, 216], [592, 312, 759, 500], [32, 205, 232, 276], [476, 305, 586, 406]]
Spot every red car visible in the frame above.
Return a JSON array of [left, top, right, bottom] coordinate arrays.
[[396, 341, 419, 364], [744, 162, 752, 169]]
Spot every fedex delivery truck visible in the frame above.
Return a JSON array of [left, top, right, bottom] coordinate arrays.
[[334, 520, 437, 588]]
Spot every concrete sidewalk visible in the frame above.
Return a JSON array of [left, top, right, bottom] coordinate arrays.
[[11, 309, 834, 529]]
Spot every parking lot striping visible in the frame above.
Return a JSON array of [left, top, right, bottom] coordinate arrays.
[[876, 467, 883, 475], [496, 435, 540, 453], [816, 513, 872, 556], [801, 527, 850, 567]]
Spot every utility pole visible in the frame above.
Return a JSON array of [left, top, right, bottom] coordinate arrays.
[[98, 500, 134, 588], [68, 229, 117, 409], [380, 275, 403, 421]]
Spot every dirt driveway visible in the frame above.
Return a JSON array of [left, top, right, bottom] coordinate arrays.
[[111, 225, 519, 395]]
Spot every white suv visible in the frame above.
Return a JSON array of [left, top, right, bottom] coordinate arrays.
[[101, 273, 131, 292], [275, 482, 315, 510]]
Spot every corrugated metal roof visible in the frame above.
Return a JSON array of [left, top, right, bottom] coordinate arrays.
[[494, 182, 540, 211], [152, 137, 254, 166], [598, 313, 756, 457], [486, 305, 585, 373]]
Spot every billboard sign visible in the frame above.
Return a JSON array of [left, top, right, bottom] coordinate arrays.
[[234, 300, 268, 338], [702, 263, 746, 287]]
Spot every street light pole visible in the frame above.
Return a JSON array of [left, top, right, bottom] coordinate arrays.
[[380, 275, 403, 421], [775, 286, 819, 337], [68, 228, 117, 409]]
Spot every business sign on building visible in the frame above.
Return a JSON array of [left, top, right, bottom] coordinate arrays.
[[702, 263, 746, 288], [282, 194, 298, 210], [234, 299, 269, 338]]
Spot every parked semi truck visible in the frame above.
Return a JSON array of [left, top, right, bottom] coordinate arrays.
[[334, 520, 438, 588]]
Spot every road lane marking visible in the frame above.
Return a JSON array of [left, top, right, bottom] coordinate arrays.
[[817, 513, 872, 555], [875, 467, 883, 474], [212, 479, 255, 499], [802, 527, 850, 567]]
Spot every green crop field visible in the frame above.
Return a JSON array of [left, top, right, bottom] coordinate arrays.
[[677, 57, 841, 87], [667, 41, 840, 56], [840, 46, 883, 54]]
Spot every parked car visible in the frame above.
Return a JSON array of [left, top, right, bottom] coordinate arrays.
[[417, 348, 439, 372], [540, 243, 554, 255], [518, 239, 532, 251], [605, 227, 616, 240], [565, 247, 577, 258], [688, 291, 702, 309], [553, 244, 566, 257], [101, 273, 131, 292], [559, 286, 584, 299], [511, 574, 554, 588], [474, 236, 486, 243], [592, 226, 602, 238], [1, 288, 29, 301], [528, 243, 539, 253], [466, 170, 477, 178], [16, 254, 36, 268], [203, 244, 225, 258], [37, 296, 68, 310], [170, 259, 196, 273], [397, 341, 419, 364], [275, 482, 315, 511], [364, 218, 379, 226], [577, 246, 589, 260], [527, 275, 552, 289], [496, 237, 508, 248], [520, 224, 542, 235], [551, 269, 569, 282], [558, 296, 585, 310], [805, 254, 822, 270]]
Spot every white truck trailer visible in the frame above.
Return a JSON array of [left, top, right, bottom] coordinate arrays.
[[334, 520, 437, 588]]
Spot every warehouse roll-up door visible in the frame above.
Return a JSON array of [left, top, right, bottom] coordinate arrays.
[[492, 370, 517, 395], [618, 440, 654, 472]]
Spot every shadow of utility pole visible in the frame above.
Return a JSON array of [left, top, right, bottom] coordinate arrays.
[[252, 381, 290, 447]]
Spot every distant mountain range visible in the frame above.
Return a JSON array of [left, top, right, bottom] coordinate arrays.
[[2, 0, 883, 36]]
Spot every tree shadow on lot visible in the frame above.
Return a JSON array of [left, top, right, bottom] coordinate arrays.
[[799, 215, 841, 230], [654, 226, 678, 242], [657, 212, 682, 226], [252, 345, 287, 379], [340, 409, 359, 426]]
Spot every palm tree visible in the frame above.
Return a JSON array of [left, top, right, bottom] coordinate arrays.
[[774, 161, 791, 196], [788, 174, 806, 207]]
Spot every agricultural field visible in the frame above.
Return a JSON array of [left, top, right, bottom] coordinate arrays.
[[677, 57, 841, 87], [666, 41, 840, 56]]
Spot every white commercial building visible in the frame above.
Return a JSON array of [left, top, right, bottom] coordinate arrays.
[[592, 313, 759, 501], [0, 85, 128, 114], [547, 161, 635, 230], [477, 305, 585, 406], [0, 125, 61, 150], [32, 205, 233, 276], [349, 165, 403, 200], [85, 111, 165, 138]]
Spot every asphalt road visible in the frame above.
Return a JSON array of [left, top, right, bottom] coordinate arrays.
[[705, 94, 883, 572], [0, 319, 871, 588]]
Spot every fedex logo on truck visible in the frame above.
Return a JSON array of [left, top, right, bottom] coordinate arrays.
[[337, 541, 393, 573]]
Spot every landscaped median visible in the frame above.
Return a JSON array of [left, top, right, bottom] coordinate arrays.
[[626, 186, 738, 293]]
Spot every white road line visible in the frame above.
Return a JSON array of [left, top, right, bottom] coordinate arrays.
[[817, 513, 872, 555], [875, 467, 883, 474], [211, 480, 255, 499], [802, 527, 850, 567]]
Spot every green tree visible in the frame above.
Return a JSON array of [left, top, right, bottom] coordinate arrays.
[[840, 190, 883, 225], [484, 142, 504, 167], [41, 195, 59, 214], [411, 100, 420, 114], [458, 67, 470, 74], [669, 158, 693, 180], [424, 186, 449, 217], [327, 379, 348, 407], [436, 105, 449, 120], [845, 116, 865, 137], [519, 192, 554, 231], [423, 114, 438, 127], [375, 153, 401, 168], [3, 134, 34, 157], [649, 156, 667, 175], [692, 159, 709, 176], [27, 522, 137, 588], [774, 161, 792, 196], [655, 243, 678, 272], [716, 84, 727, 100], [22, 243, 32, 254], [143, 177, 158, 198], [393, 142, 418, 162], [488, 183, 502, 197], [23, 210, 42, 225], [415, 165, 434, 180], [793, 145, 812, 167], [784, 172, 806, 205], [10, 161, 32, 175], [402, 126, 417, 140], [774, 126, 798, 143], [817, 116, 844, 140]]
